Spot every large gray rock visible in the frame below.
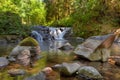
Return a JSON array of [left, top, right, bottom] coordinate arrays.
[[0, 57, 9, 68], [17, 49, 31, 66], [8, 45, 41, 66], [74, 38, 111, 61], [88, 34, 120, 56], [76, 66, 103, 80], [52, 62, 81, 76]]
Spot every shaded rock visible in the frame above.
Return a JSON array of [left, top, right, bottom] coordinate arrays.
[[58, 42, 74, 51], [19, 37, 39, 46], [25, 72, 46, 80], [24, 67, 59, 80], [88, 34, 113, 41], [8, 45, 41, 66], [110, 43, 120, 56], [76, 37, 85, 43], [8, 69, 26, 76], [0, 57, 9, 68], [9, 46, 31, 57], [17, 49, 31, 66], [52, 62, 81, 76], [8, 37, 41, 66], [0, 39, 7, 45], [74, 39, 111, 61], [76, 66, 103, 80]]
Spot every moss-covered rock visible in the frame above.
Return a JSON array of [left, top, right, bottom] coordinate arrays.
[[19, 37, 39, 46]]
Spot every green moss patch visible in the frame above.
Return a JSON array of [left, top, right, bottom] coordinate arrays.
[[19, 37, 39, 46]]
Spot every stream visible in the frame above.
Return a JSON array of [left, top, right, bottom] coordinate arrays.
[[0, 38, 120, 80]]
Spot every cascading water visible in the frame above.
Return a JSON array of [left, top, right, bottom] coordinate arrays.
[[31, 31, 43, 42], [31, 26, 71, 51], [49, 27, 71, 40]]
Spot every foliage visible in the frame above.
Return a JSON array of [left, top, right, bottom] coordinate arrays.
[[19, 0, 46, 25], [0, 0, 119, 38], [0, 11, 22, 35], [45, 0, 74, 26], [70, 0, 105, 37], [0, 0, 46, 37]]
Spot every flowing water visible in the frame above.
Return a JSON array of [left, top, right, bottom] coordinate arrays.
[[0, 39, 120, 80], [1, 26, 120, 80]]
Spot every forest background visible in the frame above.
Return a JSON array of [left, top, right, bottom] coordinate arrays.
[[0, 0, 120, 38]]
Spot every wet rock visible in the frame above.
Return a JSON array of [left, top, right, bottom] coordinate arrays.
[[58, 42, 74, 51], [0, 35, 20, 43], [0, 39, 7, 45], [25, 67, 59, 80], [0, 57, 9, 68], [17, 49, 31, 66], [108, 56, 120, 66], [19, 37, 39, 46], [25, 72, 46, 80], [76, 37, 85, 43], [88, 35, 120, 56], [110, 43, 120, 56], [76, 66, 103, 80], [8, 45, 41, 66], [52, 62, 81, 76], [74, 39, 111, 61], [88, 34, 112, 41], [8, 69, 26, 76], [8, 37, 41, 66]]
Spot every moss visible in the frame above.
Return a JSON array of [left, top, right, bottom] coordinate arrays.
[[19, 37, 39, 46]]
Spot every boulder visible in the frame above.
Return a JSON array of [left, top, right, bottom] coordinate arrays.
[[74, 38, 111, 61], [0, 57, 9, 68], [8, 37, 41, 66], [8, 45, 41, 66], [76, 66, 103, 80], [58, 42, 74, 51], [110, 43, 120, 56], [52, 62, 81, 76], [17, 49, 31, 66], [8, 69, 26, 76], [19, 37, 39, 46]]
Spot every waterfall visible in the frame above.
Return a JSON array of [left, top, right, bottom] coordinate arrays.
[[31, 31, 43, 42], [31, 26, 71, 51], [49, 27, 70, 40]]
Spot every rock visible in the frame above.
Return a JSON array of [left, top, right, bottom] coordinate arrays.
[[88, 35, 120, 56], [24, 72, 46, 80], [110, 43, 120, 56], [76, 37, 85, 43], [24, 67, 59, 80], [108, 56, 120, 66], [0, 57, 9, 68], [74, 39, 111, 61], [8, 69, 26, 76], [8, 45, 41, 66], [8, 37, 41, 66], [19, 37, 39, 46], [52, 62, 81, 76], [76, 66, 103, 80], [0, 39, 7, 45], [17, 49, 31, 66], [58, 42, 74, 51], [9, 46, 31, 57], [88, 34, 113, 41]]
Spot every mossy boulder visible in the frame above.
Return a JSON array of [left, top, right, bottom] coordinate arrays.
[[19, 37, 39, 46]]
